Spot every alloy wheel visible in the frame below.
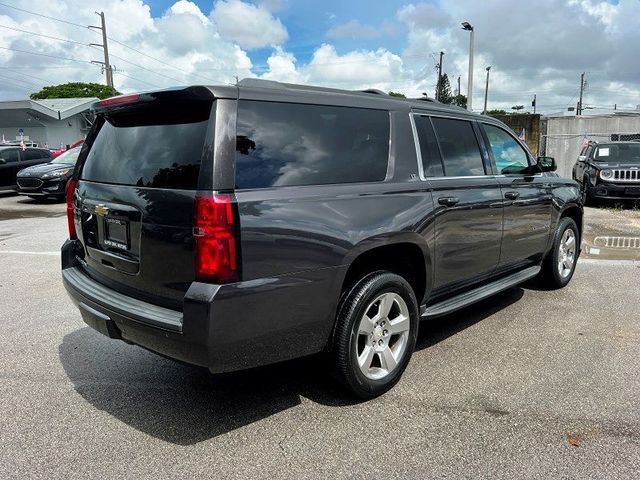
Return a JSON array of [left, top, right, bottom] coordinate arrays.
[[354, 292, 411, 380], [558, 228, 577, 278]]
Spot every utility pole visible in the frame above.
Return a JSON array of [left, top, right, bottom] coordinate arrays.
[[462, 22, 475, 111], [483, 66, 491, 114], [532, 94, 536, 114], [577, 72, 585, 116], [89, 12, 113, 88], [435, 51, 444, 101], [457, 75, 461, 97]]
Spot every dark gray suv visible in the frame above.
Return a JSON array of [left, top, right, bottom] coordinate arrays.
[[62, 80, 583, 398]]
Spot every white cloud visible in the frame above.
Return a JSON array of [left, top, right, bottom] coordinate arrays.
[[211, 0, 288, 49], [327, 20, 397, 40], [259, 44, 427, 96], [0, 0, 639, 113]]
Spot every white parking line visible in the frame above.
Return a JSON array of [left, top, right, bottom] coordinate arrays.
[[0, 250, 59, 256], [579, 258, 638, 266]]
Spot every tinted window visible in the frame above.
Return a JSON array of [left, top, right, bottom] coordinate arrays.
[[81, 102, 211, 189], [413, 115, 444, 177], [594, 143, 640, 164], [0, 149, 19, 163], [23, 149, 48, 161], [484, 124, 530, 174], [431, 118, 485, 176], [235, 101, 389, 189], [51, 146, 81, 165]]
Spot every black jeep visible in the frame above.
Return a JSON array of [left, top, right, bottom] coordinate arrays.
[[573, 141, 640, 203], [62, 80, 583, 398]]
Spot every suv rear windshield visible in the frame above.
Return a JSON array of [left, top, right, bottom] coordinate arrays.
[[594, 143, 640, 164], [235, 100, 390, 189], [81, 102, 212, 189]]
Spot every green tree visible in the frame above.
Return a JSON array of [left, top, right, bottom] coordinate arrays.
[[511, 105, 525, 112], [488, 109, 507, 115], [388, 91, 406, 98], [453, 94, 467, 108], [30, 82, 120, 100], [436, 73, 453, 104]]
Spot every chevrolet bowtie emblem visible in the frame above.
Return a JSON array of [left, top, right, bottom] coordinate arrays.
[[95, 204, 109, 216]]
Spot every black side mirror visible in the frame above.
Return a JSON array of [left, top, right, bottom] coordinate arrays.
[[537, 156, 557, 172], [0, 158, 6, 165]]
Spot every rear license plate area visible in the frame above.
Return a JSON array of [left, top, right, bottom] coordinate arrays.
[[104, 217, 129, 251]]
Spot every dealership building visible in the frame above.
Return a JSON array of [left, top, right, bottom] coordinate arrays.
[[0, 97, 96, 148]]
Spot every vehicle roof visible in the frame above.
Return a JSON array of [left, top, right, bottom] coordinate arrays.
[[204, 78, 487, 120], [0, 144, 44, 148]]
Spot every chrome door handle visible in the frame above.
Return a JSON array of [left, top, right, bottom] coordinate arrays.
[[504, 191, 520, 200], [438, 196, 460, 206]]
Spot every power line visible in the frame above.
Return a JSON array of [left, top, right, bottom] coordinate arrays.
[[0, 2, 89, 30], [107, 52, 184, 84], [113, 71, 160, 89], [106, 37, 219, 84], [0, 71, 39, 87], [0, 66, 52, 83], [0, 45, 95, 65], [0, 24, 89, 47]]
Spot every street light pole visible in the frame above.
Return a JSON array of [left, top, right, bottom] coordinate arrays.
[[462, 22, 474, 112], [483, 66, 491, 114]]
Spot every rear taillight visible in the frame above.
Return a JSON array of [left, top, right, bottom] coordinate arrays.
[[66, 178, 78, 239], [99, 93, 140, 106], [193, 194, 238, 283]]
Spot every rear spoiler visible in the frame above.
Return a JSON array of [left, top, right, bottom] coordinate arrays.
[[91, 86, 215, 114]]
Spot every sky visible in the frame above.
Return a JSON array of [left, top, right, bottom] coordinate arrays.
[[0, 0, 639, 114]]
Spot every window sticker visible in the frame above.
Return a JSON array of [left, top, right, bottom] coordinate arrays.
[[599, 148, 610, 157]]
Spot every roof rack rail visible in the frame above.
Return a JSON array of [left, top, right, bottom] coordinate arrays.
[[238, 78, 402, 98], [412, 97, 437, 103], [359, 89, 387, 95]]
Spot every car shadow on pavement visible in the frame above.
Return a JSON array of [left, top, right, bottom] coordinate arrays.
[[58, 287, 525, 445], [415, 287, 524, 350]]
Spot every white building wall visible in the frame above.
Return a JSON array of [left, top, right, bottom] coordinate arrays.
[[42, 115, 87, 149], [0, 115, 87, 148], [543, 115, 640, 178], [0, 125, 46, 144]]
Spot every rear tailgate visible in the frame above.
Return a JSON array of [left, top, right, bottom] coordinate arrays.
[[74, 88, 215, 309]]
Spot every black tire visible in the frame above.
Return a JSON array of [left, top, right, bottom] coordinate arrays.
[[333, 271, 419, 399], [539, 217, 580, 289]]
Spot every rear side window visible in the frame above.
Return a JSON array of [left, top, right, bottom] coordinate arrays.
[[23, 149, 49, 161], [235, 101, 390, 189], [413, 115, 444, 177], [0, 149, 19, 163], [81, 102, 211, 189], [431, 118, 485, 177]]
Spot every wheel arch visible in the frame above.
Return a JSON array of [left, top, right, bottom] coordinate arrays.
[[341, 233, 432, 305], [324, 233, 431, 352]]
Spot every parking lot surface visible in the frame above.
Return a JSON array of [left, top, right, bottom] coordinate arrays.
[[1, 192, 639, 479]]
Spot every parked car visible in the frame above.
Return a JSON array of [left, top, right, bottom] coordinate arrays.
[[1, 141, 40, 147], [50, 139, 84, 158], [16, 146, 81, 200], [0, 146, 53, 191], [61, 81, 583, 398], [573, 141, 640, 203]]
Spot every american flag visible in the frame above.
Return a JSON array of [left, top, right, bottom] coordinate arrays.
[[518, 128, 526, 141]]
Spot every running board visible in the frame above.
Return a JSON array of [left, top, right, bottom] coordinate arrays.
[[421, 266, 540, 319]]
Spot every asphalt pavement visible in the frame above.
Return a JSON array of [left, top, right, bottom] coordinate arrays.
[[1, 192, 639, 479]]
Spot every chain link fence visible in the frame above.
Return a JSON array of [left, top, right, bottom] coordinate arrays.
[[539, 131, 640, 178]]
